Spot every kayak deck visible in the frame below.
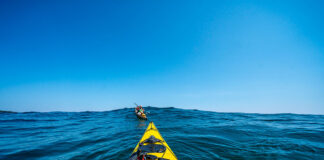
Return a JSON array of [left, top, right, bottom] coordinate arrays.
[[130, 122, 177, 160], [135, 111, 147, 120]]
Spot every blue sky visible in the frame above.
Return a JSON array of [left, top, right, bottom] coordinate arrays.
[[0, 0, 323, 114]]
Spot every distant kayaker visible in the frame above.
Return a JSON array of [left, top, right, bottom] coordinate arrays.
[[136, 105, 144, 115]]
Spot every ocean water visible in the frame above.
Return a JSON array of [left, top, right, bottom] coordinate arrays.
[[0, 107, 323, 160]]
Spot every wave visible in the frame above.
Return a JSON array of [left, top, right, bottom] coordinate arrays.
[[0, 107, 323, 159]]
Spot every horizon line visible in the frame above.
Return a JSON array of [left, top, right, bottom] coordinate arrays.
[[1, 106, 323, 116]]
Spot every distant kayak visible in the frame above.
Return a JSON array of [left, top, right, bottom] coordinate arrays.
[[135, 110, 147, 120], [130, 122, 177, 160]]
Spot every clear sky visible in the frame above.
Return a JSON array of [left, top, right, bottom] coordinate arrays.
[[0, 0, 323, 114]]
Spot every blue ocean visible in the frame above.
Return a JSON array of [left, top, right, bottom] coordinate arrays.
[[0, 107, 323, 159]]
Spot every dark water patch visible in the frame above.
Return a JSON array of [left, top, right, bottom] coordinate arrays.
[[0, 110, 17, 114], [0, 107, 323, 159], [0, 119, 59, 123]]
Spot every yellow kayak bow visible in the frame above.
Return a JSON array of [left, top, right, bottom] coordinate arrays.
[[130, 122, 177, 160]]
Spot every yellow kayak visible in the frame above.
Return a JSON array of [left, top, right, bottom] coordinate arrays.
[[130, 122, 177, 160], [135, 110, 147, 120]]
